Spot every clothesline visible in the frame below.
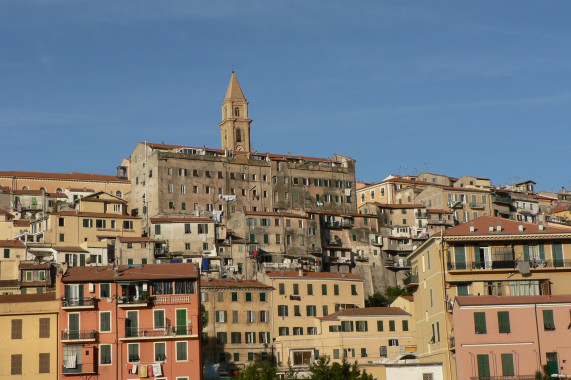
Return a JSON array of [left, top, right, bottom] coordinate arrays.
[[126, 362, 163, 377]]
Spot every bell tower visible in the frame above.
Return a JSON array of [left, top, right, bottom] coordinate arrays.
[[219, 72, 251, 152]]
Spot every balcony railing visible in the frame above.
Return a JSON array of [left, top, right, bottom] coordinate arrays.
[[61, 330, 97, 341], [469, 202, 485, 209], [123, 325, 193, 338], [492, 195, 513, 204], [448, 259, 571, 271], [118, 295, 150, 307], [408, 274, 419, 285], [62, 297, 95, 308], [384, 259, 411, 269], [469, 376, 536, 380]]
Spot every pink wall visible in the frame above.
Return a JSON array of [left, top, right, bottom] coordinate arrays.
[[453, 301, 571, 378]]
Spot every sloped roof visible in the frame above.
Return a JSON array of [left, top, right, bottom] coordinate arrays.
[[443, 216, 570, 236], [0, 292, 56, 303], [200, 279, 271, 289], [62, 263, 199, 282], [265, 271, 362, 280], [0, 171, 128, 182], [0, 240, 26, 248], [321, 307, 409, 320], [456, 295, 571, 306], [224, 71, 246, 101]]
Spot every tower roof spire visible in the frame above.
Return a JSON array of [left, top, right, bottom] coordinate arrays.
[[224, 71, 246, 101]]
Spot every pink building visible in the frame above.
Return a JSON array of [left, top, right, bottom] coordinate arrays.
[[58, 263, 202, 380], [453, 295, 571, 379]]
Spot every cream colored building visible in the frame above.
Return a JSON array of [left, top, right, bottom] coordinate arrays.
[[415, 185, 492, 224], [0, 292, 59, 379], [407, 216, 571, 380], [201, 279, 273, 372]]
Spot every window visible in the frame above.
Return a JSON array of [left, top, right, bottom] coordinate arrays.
[[154, 310, 165, 329], [246, 332, 256, 343], [155, 224, 161, 235], [100, 311, 111, 332], [232, 292, 238, 301], [361, 348, 367, 357], [306, 305, 317, 316], [217, 332, 227, 344], [279, 283, 285, 295], [293, 284, 299, 295], [380, 346, 388, 357], [3, 248, 9, 258], [474, 312, 487, 334], [100, 344, 112, 364], [176, 341, 188, 361], [247, 311, 256, 323], [388, 339, 399, 346], [260, 292, 266, 302], [218, 292, 224, 302], [477, 354, 490, 378], [333, 349, 340, 359], [278, 305, 288, 317], [198, 224, 209, 234], [294, 305, 301, 316], [402, 320, 409, 331], [184, 223, 191, 234], [100, 283, 110, 298], [543, 309, 555, 330], [155, 342, 166, 362], [322, 284, 327, 295], [389, 320, 395, 331], [39, 318, 50, 338], [11, 319, 22, 339], [231, 332, 241, 343], [123, 220, 133, 229], [497, 311, 511, 333], [232, 310, 239, 323], [356, 321, 368, 332], [279, 327, 289, 336], [234, 352, 240, 362], [377, 320, 384, 331], [168, 184, 174, 193], [351, 284, 358, 295], [59, 217, 65, 226], [11, 354, 22, 375], [501, 353, 515, 376], [307, 327, 317, 335], [323, 305, 328, 316], [37, 352, 50, 373], [128, 343, 140, 362], [59, 233, 65, 242], [216, 311, 227, 323], [334, 284, 339, 295]]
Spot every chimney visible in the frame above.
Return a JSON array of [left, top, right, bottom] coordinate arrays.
[[469, 222, 475, 233], [496, 222, 502, 232], [518, 221, 524, 232], [488, 222, 494, 232], [538, 221, 544, 231]]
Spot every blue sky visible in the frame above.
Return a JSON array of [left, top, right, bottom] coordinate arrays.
[[0, 1, 569, 192]]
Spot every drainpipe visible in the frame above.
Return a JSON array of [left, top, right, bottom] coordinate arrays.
[[534, 303, 542, 372]]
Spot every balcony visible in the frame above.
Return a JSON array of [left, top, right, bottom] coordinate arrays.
[[370, 238, 382, 246], [448, 259, 571, 271], [118, 295, 150, 308], [448, 201, 463, 208], [407, 274, 419, 287], [469, 202, 485, 210], [154, 247, 169, 257], [527, 258, 571, 268], [121, 325, 195, 340], [355, 255, 369, 262], [469, 376, 536, 380], [492, 195, 512, 204], [62, 364, 96, 375], [61, 329, 97, 342], [326, 221, 343, 229], [384, 258, 411, 269], [62, 297, 96, 310]]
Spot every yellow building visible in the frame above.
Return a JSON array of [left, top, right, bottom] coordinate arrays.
[[0, 292, 59, 379], [407, 216, 571, 380]]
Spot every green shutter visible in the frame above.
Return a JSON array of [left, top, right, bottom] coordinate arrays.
[[402, 320, 408, 331], [474, 312, 487, 334], [553, 243, 564, 266], [501, 353, 515, 376], [474, 244, 480, 267], [377, 320, 383, 331], [389, 320, 395, 331], [477, 354, 490, 378], [539, 244, 545, 260], [543, 310, 555, 330], [523, 244, 530, 261], [232, 292, 238, 301], [454, 246, 466, 269], [497, 311, 511, 333]]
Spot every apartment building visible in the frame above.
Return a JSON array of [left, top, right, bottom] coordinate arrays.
[[407, 216, 571, 380], [0, 292, 59, 379], [114, 236, 165, 265], [255, 270, 365, 368], [58, 263, 202, 380], [453, 295, 571, 379], [415, 185, 492, 224], [0, 207, 32, 240], [357, 176, 433, 208], [200, 279, 273, 371]]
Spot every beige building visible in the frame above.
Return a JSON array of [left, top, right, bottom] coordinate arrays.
[[415, 185, 492, 224], [407, 216, 571, 380], [256, 270, 365, 365], [0, 292, 59, 379], [201, 279, 273, 372]]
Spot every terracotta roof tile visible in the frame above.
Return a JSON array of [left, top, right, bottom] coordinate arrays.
[[265, 271, 362, 280], [0, 171, 129, 182], [53, 246, 90, 253], [118, 237, 158, 243], [19, 263, 51, 269], [426, 209, 453, 214], [150, 217, 212, 223], [369, 203, 424, 209], [200, 279, 271, 289], [62, 263, 199, 282], [0, 292, 56, 303], [443, 216, 570, 236], [322, 307, 410, 319], [0, 240, 26, 248], [14, 220, 30, 227]]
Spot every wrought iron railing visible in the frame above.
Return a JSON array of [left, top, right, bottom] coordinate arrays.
[[61, 297, 95, 308], [123, 325, 192, 338], [61, 330, 97, 340]]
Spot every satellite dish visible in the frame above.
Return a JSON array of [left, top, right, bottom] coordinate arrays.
[[86, 257, 93, 264]]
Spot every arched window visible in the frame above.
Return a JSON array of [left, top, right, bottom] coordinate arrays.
[[40, 187, 46, 192], [56, 188, 63, 193], [116, 191, 123, 198], [234, 107, 240, 117], [236, 129, 242, 143], [22, 186, 29, 190]]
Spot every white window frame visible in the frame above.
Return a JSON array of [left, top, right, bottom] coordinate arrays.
[[154, 341, 167, 362], [176, 341, 188, 361], [99, 343, 112, 365], [154, 309, 165, 330], [100, 311, 112, 332], [127, 343, 140, 362]]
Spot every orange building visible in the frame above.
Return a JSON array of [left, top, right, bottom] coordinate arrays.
[[58, 263, 202, 380]]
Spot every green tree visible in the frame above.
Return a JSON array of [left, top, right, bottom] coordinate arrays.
[[308, 356, 372, 380], [365, 292, 388, 307], [384, 285, 411, 304], [234, 361, 291, 380], [201, 303, 208, 329]]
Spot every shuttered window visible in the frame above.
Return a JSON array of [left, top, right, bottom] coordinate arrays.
[[39, 318, 50, 338], [39, 352, 50, 373], [543, 309, 555, 330], [11, 319, 22, 339], [501, 353, 514, 376], [497, 311, 511, 333], [477, 354, 490, 378], [11, 354, 22, 375], [474, 312, 487, 334], [377, 320, 384, 331]]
